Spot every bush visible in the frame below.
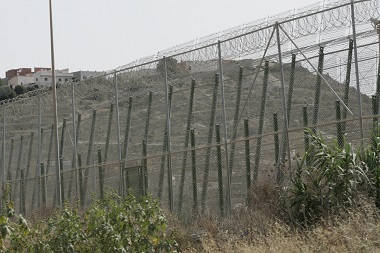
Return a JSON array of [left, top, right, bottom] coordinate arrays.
[[14, 85, 26, 95], [0, 86, 15, 101], [26, 85, 38, 92], [287, 129, 367, 226], [0, 193, 177, 252]]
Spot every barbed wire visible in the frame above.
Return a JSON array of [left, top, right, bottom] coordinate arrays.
[[0, 0, 377, 110]]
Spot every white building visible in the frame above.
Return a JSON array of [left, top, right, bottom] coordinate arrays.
[[34, 69, 73, 87], [8, 74, 34, 89]]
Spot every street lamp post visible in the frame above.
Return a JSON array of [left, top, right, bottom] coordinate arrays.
[[49, 0, 62, 206]]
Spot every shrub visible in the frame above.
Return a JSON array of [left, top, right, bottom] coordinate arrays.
[[0, 193, 177, 252], [0, 86, 15, 101], [287, 129, 367, 226], [14, 85, 26, 95], [26, 85, 38, 92]]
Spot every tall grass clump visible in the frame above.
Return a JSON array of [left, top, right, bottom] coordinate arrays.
[[360, 126, 380, 208], [286, 129, 368, 227]]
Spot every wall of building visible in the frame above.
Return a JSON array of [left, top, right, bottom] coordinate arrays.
[[34, 70, 73, 87], [8, 75, 34, 88], [6, 68, 32, 79]]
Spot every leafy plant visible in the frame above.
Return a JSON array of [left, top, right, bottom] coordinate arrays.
[[0, 86, 15, 101], [288, 129, 367, 226], [0, 192, 177, 252], [14, 85, 26, 95], [360, 126, 380, 207]]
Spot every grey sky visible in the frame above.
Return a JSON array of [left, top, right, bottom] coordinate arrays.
[[1, 0, 319, 78]]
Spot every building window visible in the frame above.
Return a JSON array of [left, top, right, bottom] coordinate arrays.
[[58, 78, 62, 82], [36, 78, 38, 81], [45, 78, 48, 81], [65, 78, 68, 82]]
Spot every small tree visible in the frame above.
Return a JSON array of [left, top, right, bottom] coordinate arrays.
[[156, 57, 181, 78], [0, 86, 16, 101], [14, 85, 26, 95]]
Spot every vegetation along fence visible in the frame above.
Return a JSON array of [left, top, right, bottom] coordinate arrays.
[[1, 0, 380, 218]]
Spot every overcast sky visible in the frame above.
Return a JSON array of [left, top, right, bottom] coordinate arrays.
[[1, 0, 320, 78]]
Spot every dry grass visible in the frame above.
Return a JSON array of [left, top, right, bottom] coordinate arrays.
[[170, 182, 380, 253]]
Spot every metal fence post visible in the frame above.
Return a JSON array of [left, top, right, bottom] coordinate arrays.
[[1, 105, 5, 212], [114, 71, 123, 197], [217, 40, 231, 216], [275, 22, 292, 183], [201, 74, 218, 213], [71, 82, 79, 202], [49, 0, 61, 207], [342, 39, 353, 134], [178, 80, 196, 213], [37, 97, 42, 208], [350, 0, 364, 146], [163, 56, 174, 212]]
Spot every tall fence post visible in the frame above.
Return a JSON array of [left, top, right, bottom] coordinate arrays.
[[217, 40, 231, 216], [342, 39, 353, 134], [336, 101, 343, 148], [228, 67, 243, 176], [1, 104, 5, 212], [190, 129, 198, 214], [59, 119, 67, 201], [215, 124, 224, 217], [20, 169, 25, 215], [24, 132, 34, 209], [41, 163, 46, 206], [201, 73, 219, 213], [281, 53, 296, 172], [144, 92, 153, 141], [83, 110, 96, 203], [37, 97, 42, 208], [275, 22, 291, 183], [97, 149, 104, 199], [372, 95, 379, 128], [7, 138, 14, 198], [158, 86, 173, 201], [13, 135, 24, 202], [163, 56, 174, 212], [350, 0, 364, 146], [244, 119, 251, 204], [114, 71, 123, 197], [273, 113, 279, 167], [71, 82, 79, 202], [78, 154, 84, 206], [103, 103, 114, 163], [68, 113, 81, 201], [122, 97, 133, 175], [178, 80, 196, 213], [141, 139, 148, 196], [49, 0, 61, 207], [254, 61, 269, 182], [312, 47, 324, 134]]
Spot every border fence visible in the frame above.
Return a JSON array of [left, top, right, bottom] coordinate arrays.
[[1, 0, 380, 218]]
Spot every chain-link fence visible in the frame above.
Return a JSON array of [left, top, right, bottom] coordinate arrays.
[[1, 0, 380, 218]]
